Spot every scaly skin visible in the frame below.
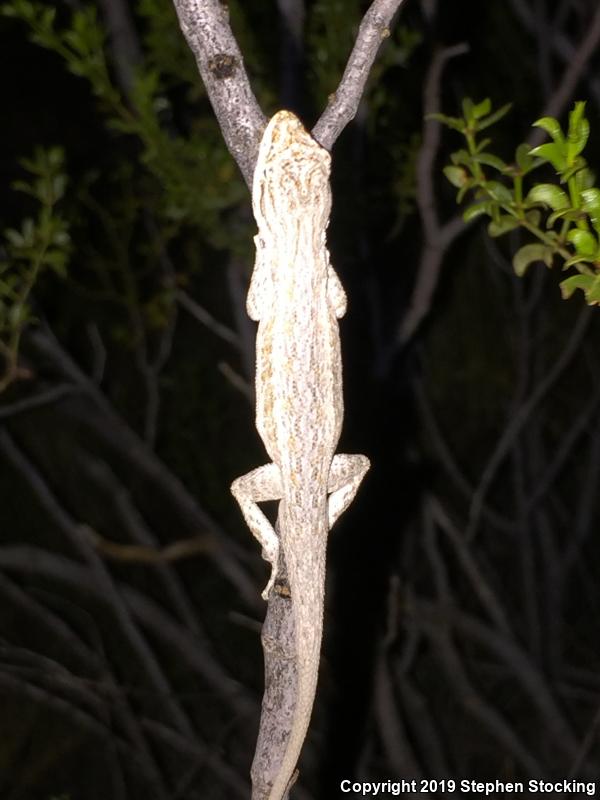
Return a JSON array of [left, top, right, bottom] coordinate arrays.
[[231, 111, 369, 800]]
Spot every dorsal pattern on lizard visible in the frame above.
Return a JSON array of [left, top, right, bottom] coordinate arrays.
[[231, 110, 369, 800]]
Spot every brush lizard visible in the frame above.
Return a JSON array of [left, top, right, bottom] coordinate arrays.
[[231, 110, 369, 800]]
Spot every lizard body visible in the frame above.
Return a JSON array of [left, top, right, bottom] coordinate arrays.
[[231, 110, 369, 800]]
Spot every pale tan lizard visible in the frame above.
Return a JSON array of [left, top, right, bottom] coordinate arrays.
[[231, 110, 369, 800]]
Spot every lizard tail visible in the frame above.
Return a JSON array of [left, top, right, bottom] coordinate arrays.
[[267, 539, 325, 800]]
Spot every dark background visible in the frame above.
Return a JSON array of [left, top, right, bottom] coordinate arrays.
[[1, 1, 599, 798]]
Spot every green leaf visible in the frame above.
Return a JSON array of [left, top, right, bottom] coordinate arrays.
[[488, 215, 520, 237], [532, 116, 564, 144], [463, 202, 493, 222], [450, 149, 472, 167], [472, 98, 492, 120], [568, 101, 586, 132], [547, 207, 577, 228], [443, 165, 468, 188], [43, 249, 68, 277], [456, 183, 473, 203], [427, 112, 465, 132], [513, 243, 552, 276], [474, 137, 492, 153], [567, 229, 597, 258], [563, 255, 595, 269], [4, 228, 24, 247], [473, 152, 507, 171], [575, 167, 595, 194], [462, 97, 475, 123], [525, 209, 541, 227], [8, 302, 29, 327], [484, 181, 513, 204], [515, 143, 534, 173], [567, 101, 589, 162], [525, 183, 570, 210], [477, 102, 512, 131], [581, 188, 600, 233], [52, 174, 67, 200], [21, 218, 35, 243], [528, 143, 566, 172], [561, 160, 587, 183], [560, 273, 600, 304], [52, 229, 70, 246]]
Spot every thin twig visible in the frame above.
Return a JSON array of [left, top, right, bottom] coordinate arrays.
[[528, 3, 600, 147], [27, 325, 259, 607], [177, 288, 240, 347], [0, 432, 196, 738], [313, 0, 409, 150], [388, 44, 469, 353], [0, 383, 78, 419], [467, 305, 592, 540], [85, 526, 211, 564]]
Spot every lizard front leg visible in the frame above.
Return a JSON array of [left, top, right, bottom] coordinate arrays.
[[327, 453, 370, 528], [231, 463, 283, 599]]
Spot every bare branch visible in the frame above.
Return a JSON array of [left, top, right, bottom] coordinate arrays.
[[0, 432, 195, 738], [0, 383, 78, 419], [374, 578, 424, 778], [0, 543, 255, 718], [313, 0, 409, 150], [144, 719, 249, 799], [417, 44, 469, 240], [385, 44, 468, 355], [177, 288, 240, 348], [414, 597, 580, 759], [408, 602, 544, 774], [0, 673, 156, 774], [526, 378, 600, 513], [414, 375, 513, 532], [418, 521, 544, 774], [27, 326, 259, 608], [510, 0, 600, 117], [96, 0, 143, 96], [171, 0, 267, 185], [428, 494, 513, 636], [277, 0, 306, 106], [218, 360, 253, 401], [528, 4, 600, 146], [77, 455, 201, 634], [0, 574, 103, 674], [467, 305, 592, 539], [85, 526, 211, 564]]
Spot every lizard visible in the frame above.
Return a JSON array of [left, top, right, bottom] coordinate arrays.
[[231, 109, 370, 800]]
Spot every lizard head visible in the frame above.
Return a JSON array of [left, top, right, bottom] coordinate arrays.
[[253, 110, 332, 230]]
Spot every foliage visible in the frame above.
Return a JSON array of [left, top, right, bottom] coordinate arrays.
[[0, 0, 250, 394], [435, 99, 600, 305], [0, 146, 70, 390], [1, 0, 245, 233]]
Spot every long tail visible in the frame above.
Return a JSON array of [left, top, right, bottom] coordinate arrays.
[[267, 532, 325, 800]]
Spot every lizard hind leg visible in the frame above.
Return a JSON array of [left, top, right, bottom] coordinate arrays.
[[327, 453, 370, 528], [231, 462, 283, 599]]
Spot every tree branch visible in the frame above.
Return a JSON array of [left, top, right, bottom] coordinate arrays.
[[467, 305, 592, 540], [312, 0, 408, 150], [27, 326, 259, 608], [171, 0, 267, 185], [382, 44, 468, 360]]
